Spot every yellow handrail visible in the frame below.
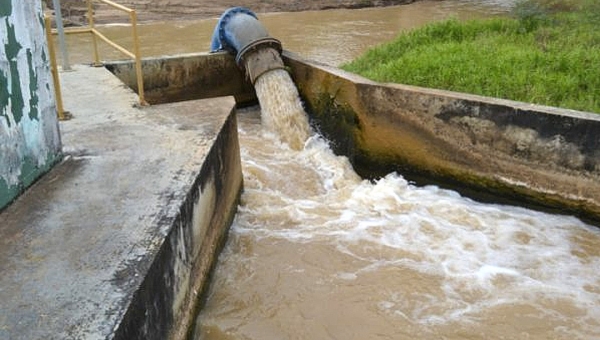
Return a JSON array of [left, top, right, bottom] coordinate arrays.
[[50, 0, 148, 106], [45, 15, 67, 120]]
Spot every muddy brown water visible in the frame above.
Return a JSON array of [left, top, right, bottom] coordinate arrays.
[[62, 1, 600, 339], [194, 69, 600, 339], [61, 0, 513, 66]]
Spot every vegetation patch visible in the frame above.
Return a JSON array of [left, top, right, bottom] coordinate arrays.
[[342, 0, 600, 113]]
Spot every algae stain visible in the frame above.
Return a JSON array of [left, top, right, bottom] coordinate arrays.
[[306, 92, 362, 156], [1, 151, 63, 210], [38, 8, 45, 28], [41, 45, 47, 64], [27, 49, 39, 121], [0, 70, 9, 127], [17, 156, 38, 190], [0, 177, 18, 211], [5, 17, 24, 125], [0, 1, 12, 18]]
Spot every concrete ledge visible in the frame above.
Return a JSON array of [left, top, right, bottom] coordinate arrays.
[[105, 52, 256, 105], [0, 65, 242, 339]]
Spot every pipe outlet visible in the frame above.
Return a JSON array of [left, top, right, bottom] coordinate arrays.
[[210, 7, 285, 84]]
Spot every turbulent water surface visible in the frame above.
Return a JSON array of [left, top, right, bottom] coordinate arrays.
[[192, 60, 600, 339]]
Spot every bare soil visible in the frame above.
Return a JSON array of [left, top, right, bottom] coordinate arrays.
[[45, 0, 417, 25]]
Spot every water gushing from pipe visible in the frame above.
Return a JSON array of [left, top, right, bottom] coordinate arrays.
[[210, 7, 310, 150]]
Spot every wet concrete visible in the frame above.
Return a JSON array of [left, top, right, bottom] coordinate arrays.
[[0, 65, 242, 339]]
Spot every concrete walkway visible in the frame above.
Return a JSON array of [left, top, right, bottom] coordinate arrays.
[[0, 65, 241, 339]]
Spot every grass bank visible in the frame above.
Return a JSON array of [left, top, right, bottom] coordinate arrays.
[[342, 0, 600, 113]]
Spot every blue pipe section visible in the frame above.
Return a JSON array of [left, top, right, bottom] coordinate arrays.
[[210, 7, 282, 65], [210, 7, 257, 53]]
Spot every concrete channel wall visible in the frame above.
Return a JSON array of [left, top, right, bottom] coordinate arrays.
[[1, 4, 245, 337], [113, 108, 243, 340], [285, 54, 600, 224], [0, 62, 243, 339], [0, 1, 62, 210], [106, 52, 600, 224], [105, 52, 256, 105]]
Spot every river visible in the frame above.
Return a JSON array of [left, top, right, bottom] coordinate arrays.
[[63, 0, 515, 66]]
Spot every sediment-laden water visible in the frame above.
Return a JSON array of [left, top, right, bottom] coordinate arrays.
[[61, 0, 516, 66], [253, 69, 311, 150], [193, 65, 600, 339]]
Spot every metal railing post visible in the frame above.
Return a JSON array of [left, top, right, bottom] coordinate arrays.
[[129, 10, 147, 106], [44, 15, 68, 120], [51, 0, 71, 71], [52, 0, 148, 106], [87, 0, 101, 66]]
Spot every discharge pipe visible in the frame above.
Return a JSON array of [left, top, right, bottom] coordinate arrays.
[[210, 7, 285, 84]]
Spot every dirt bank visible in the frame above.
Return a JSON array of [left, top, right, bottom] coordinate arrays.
[[45, 0, 417, 25]]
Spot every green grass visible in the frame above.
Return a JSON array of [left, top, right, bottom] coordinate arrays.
[[341, 0, 600, 113]]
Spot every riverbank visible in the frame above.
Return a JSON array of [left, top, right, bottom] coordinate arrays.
[[45, 0, 417, 25], [342, 0, 600, 113]]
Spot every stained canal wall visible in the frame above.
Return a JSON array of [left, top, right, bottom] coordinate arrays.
[[284, 53, 600, 224]]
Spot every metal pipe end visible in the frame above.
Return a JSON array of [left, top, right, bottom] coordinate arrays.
[[235, 37, 282, 66], [242, 47, 286, 84]]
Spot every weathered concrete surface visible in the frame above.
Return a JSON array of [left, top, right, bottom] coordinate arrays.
[[283, 52, 600, 224], [105, 52, 256, 105], [0, 1, 62, 210], [0, 65, 243, 339]]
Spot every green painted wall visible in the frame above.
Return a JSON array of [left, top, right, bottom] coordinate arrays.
[[0, 1, 62, 210]]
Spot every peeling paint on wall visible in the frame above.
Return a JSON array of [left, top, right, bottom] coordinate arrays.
[[0, 0, 61, 209]]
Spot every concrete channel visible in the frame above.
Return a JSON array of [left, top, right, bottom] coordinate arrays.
[[108, 51, 600, 225]]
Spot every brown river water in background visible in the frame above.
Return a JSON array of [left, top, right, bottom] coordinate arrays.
[[64, 0, 513, 66], [60, 1, 600, 339]]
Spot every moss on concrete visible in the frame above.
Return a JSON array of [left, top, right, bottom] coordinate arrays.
[[0, 1, 12, 17], [26, 49, 39, 121], [302, 92, 363, 159], [0, 178, 15, 210], [5, 19, 23, 125]]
